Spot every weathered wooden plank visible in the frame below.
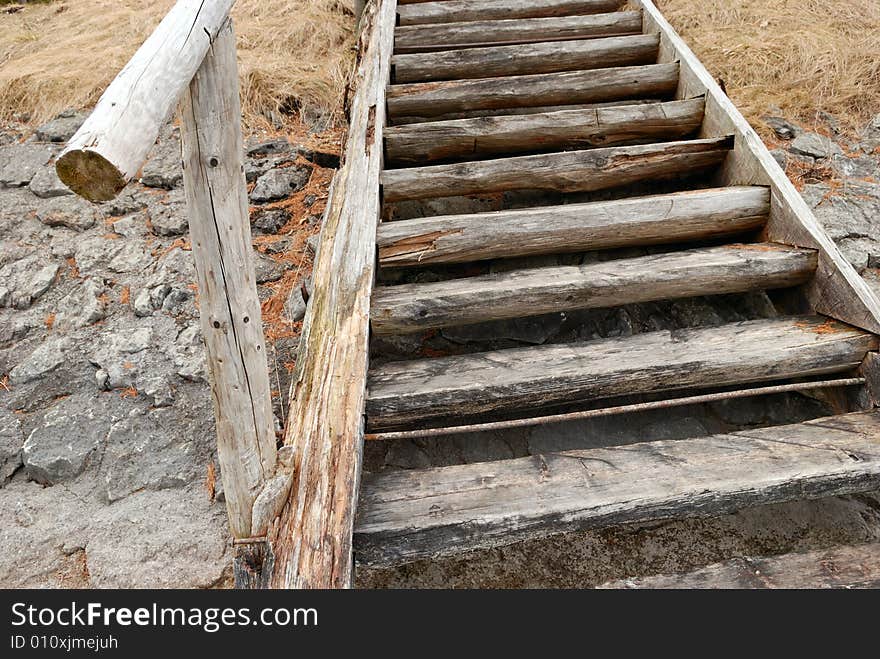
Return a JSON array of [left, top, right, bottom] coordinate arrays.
[[387, 63, 679, 118], [630, 0, 880, 334], [266, 0, 397, 589], [179, 19, 277, 541], [394, 12, 643, 53], [355, 411, 880, 566], [381, 137, 731, 202], [385, 98, 704, 165], [397, 0, 625, 26], [366, 316, 877, 430], [600, 542, 880, 589], [371, 243, 817, 335], [393, 34, 659, 83], [378, 186, 768, 267], [56, 0, 236, 201]]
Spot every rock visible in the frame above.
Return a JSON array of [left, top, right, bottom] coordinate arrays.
[[74, 235, 124, 275], [54, 278, 106, 329], [763, 116, 801, 140], [264, 237, 292, 254], [146, 193, 188, 236], [250, 165, 312, 203], [9, 337, 69, 385], [28, 165, 72, 198], [251, 207, 290, 234], [303, 194, 317, 207], [108, 241, 151, 274], [254, 252, 286, 283], [306, 233, 320, 255], [35, 195, 97, 231], [111, 214, 149, 238], [149, 284, 172, 309], [0, 256, 59, 310], [769, 149, 788, 170], [247, 139, 290, 157], [0, 408, 24, 484], [442, 313, 564, 346], [132, 288, 153, 317], [285, 286, 307, 322], [35, 111, 86, 142], [790, 132, 842, 159], [100, 327, 153, 355], [297, 147, 340, 169], [102, 192, 147, 217], [0, 143, 53, 188], [169, 324, 207, 382], [141, 136, 183, 189], [830, 154, 878, 180], [801, 181, 880, 242], [161, 288, 192, 315], [21, 393, 117, 484]]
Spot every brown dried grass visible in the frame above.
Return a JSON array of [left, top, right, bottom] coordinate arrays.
[[0, 0, 356, 130]]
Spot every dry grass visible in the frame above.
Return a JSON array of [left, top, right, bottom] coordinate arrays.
[[657, 0, 880, 136], [0, 0, 356, 130]]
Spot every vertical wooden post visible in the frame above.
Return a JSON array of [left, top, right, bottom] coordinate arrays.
[[179, 19, 278, 543]]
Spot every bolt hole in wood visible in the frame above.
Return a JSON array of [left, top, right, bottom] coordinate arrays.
[[209, 157, 220, 167]]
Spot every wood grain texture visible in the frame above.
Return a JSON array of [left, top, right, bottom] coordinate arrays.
[[385, 98, 704, 165], [600, 542, 880, 589], [179, 20, 276, 540], [366, 316, 877, 430], [267, 0, 396, 589], [56, 0, 236, 201], [355, 411, 880, 566], [371, 243, 817, 334], [381, 136, 732, 202], [393, 34, 659, 83], [386, 63, 679, 118], [397, 0, 625, 26], [378, 186, 769, 267], [394, 11, 643, 53]]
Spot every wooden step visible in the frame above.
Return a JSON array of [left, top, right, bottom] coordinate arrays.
[[371, 243, 817, 335], [378, 186, 769, 268], [385, 98, 704, 166], [393, 34, 659, 83], [355, 411, 880, 567], [381, 136, 732, 202], [386, 63, 679, 119], [394, 12, 643, 54], [366, 316, 877, 430], [397, 0, 625, 27], [600, 542, 880, 589]]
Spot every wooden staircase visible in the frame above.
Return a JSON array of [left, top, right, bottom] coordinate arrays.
[[269, 0, 880, 587]]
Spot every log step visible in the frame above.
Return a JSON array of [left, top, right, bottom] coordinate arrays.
[[393, 34, 660, 83], [366, 316, 877, 430], [386, 63, 679, 119], [394, 11, 643, 54], [397, 0, 626, 27], [381, 136, 733, 202], [378, 186, 770, 268], [385, 98, 704, 166], [355, 410, 880, 567], [600, 542, 880, 589], [371, 243, 817, 335]]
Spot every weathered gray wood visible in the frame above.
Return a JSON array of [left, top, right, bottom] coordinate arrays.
[[600, 542, 880, 589], [394, 11, 643, 53], [387, 63, 679, 118], [393, 34, 659, 83], [381, 136, 731, 202], [56, 0, 236, 201], [267, 0, 396, 589], [378, 186, 768, 267], [397, 0, 625, 26], [366, 316, 877, 430], [179, 19, 277, 540], [385, 98, 704, 165], [355, 411, 880, 566], [630, 0, 880, 334], [371, 243, 817, 335]]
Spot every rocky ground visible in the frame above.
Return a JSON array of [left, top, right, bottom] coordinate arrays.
[[1, 109, 879, 588]]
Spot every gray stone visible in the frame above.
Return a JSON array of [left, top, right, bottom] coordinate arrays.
[[149, 284, 172, 309], [264, 237, 292, 254], [769, 149, 788, 170], [132, 288, 153, 317], [0, 143, 53, 187], [250, 165, 312, 203], [252, 207, 290, 233], [168, 324, 206, 383], [442, 313, 564, 346], [801, 181, 880, 247], [9, 337, 69, 384], [306, 233, 320, 255], [108, 241, 151, 274], [763, 116, 801, 140], [830, 153, 878, 180], [141, 136, 183, 189], [147, 198, 188, 236], [285, 286, 307, 322], [246, 138, 290, 157], [790, 132, 843, 159], [161, 288, 192, 315], [35, 111, 86, 143], [254, 252, 286, 283], [36, 195, 97, 231], [111, 214, 149, 238], [28, 165, 72, 198], [74, 235, 124, 275], [0, 256, 59, 310], [55, 278, 106, 329], [0, 408, 24, 484]]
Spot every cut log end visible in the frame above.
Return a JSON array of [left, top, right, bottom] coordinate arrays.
[[55, 149, 127, 202]]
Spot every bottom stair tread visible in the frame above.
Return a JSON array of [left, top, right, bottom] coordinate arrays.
[[354, 410, 880, 568]]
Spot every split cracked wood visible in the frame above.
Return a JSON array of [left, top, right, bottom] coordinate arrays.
[[378, 186, 769, 267], [366, 316, 878, 430], [386, 62, 679, 118], [371, 243, 817, 334], [355, 410, 880, 566], [397, 0, 625, 26], [381, 136, 733, 202], [179, 18, 277, 540], [384, 98, 704, 165]]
